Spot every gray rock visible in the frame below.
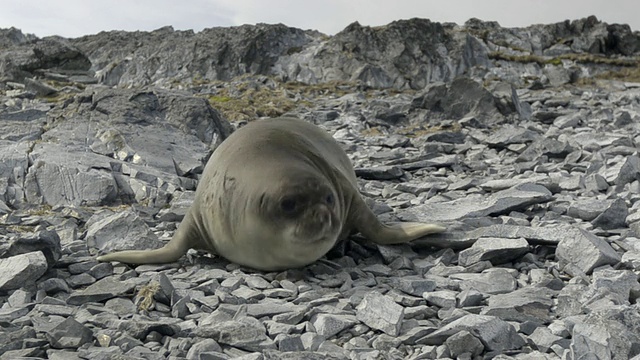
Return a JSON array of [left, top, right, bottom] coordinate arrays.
[[445, 330, 484, 358], [399, 183, 552, 223], [457, 289, 484, 308], [516, 138, 574, 162], [73, 24, 312, 87], [311, 313, 357, 337], [567, 198, 617, 221], [552, 111, 583, 128], [279, 20, 490, 89], [0, 251, 48, 291], [24, 149, 119, 207], [615, 155, 640, 186], [46, 317, 94, 349], [23, 78, 58, 96], [104, 297, 137, 316], [395, 277, 437, 296], [591, 268, 640, 305], [246, 302, 307, 318], [87, 209, 163, 255], [419, 314, 524, 352], [0, 37, 90, 82], [481, 287, 555, 324], [458, 237, 529, 266], [198, 316, 276, 352], [185, 338, 222, 359], [485, 126, 540, 148], [24, 87, 231, 207], [528, 326, 564, 353], [570, 305, 640, 360], [556, 284, 588, 317], [591, 198, 628, 230], [0, 327, 37, 355], [66, 276, 137, 305], [356, 291, 404, 336], [411, 77, 501, 120], [157, 190, 196, 222], [451, 268, 518, 295], [354, 166, 405, 180], [0, 229, 61, 267], [277, 335, 305, 352], [423, 290, 457, 309], [39, 278, 71, 295], [7, 288, 33, 307], [116, 314, 181, 341], [555, 229, 621, 274]]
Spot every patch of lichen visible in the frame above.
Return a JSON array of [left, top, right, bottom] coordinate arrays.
[[489, 52, 553, 66], [489, 51, 640, 67], [398, 123, 462, 138], [26, 204, 54, 217], [362, 122, 461, 138], [203, 78, 365, 122], [286, 46, 303, 55], [559, 53, 638, 67], [44, 79, 86, 90], [283, 80, 356, 98], [594, 66, 640, 82], [201, 76, 421, 122], [361, 127, 384, 137], [206, 86, 298, 122], [135, 282, 160, 311], [41, 92, 76, 103], [7, 225, 35, 233]]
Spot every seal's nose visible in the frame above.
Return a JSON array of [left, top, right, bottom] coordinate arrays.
[[315, 207, 331, 225]]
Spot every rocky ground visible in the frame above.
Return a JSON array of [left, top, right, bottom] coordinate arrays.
[[2, 15, 640, 360]]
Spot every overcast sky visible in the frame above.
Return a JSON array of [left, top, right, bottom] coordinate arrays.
[[1, 0, 638, 38]]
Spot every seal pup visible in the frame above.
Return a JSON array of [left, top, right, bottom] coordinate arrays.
[[97, 117, 445, 271]]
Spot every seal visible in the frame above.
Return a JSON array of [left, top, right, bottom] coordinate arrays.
[[97, 117, 445, 271]]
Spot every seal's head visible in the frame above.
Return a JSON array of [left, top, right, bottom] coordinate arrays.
[[229, 173, 343, 271], [269, 176, 341, 244]]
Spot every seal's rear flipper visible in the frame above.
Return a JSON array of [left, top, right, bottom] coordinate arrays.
[[348, 194, 445, 245], [369, 222, 446, 245], [97, 241, 188, 264], [97, 210, 200, 265]]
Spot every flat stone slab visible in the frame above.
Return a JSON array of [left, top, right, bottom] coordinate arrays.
[[66, 276, 138, 305], [356, 291, 404, 336], [399, 183, 552, 223], [418, 314, 524, 352], [451, 268, 518, 295], [555, 229, 621, 274], [0, 251, 48, 292], [481, 287, 555, 324], [458, 237, 529, 266]]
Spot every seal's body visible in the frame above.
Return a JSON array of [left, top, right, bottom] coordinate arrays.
[[97, 117, 445, 271]]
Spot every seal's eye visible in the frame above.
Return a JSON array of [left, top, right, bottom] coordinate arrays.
[[280, 198, 298, 213], [325, 193, 334, 205]]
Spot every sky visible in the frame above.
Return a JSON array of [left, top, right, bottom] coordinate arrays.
[[1, 0, 638, 39]]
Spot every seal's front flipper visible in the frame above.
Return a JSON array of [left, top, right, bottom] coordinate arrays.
[[97, 210, 200, 264]]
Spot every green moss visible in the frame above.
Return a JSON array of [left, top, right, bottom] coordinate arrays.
[[546, 58, 563, 66], [208, 95, 232, 103], [8, 225, 35, 233], [489, 51, 640, 68], [286, 46, 303, 55], [395, 123, 462, 138], [27, 204, 54, 216], [595, 66, 640, 82]]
